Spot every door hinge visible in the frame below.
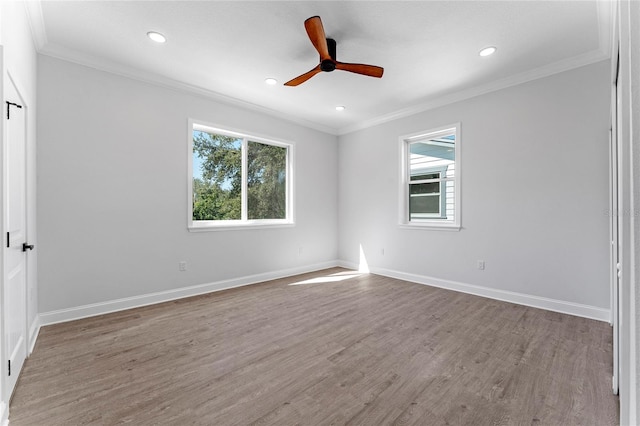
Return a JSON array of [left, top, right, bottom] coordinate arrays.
[[6, 232, 9, 248], [8, 360, 10, 376], [6, 101, 22, 120]]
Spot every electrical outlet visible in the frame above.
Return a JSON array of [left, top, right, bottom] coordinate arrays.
[[179, 261, 187, 272], [381, 248, 385, 256], [477, 260, 485, 270]]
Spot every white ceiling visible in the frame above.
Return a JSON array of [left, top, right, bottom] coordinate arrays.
[[27, 1, 612, 135]]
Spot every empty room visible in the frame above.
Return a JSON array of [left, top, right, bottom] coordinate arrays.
[[1, 0, 638, 425]]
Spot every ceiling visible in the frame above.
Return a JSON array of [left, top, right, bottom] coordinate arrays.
[[26, 1, 612, 135]]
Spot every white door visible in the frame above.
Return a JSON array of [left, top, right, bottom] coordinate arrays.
[[3, 74, 29, 399]]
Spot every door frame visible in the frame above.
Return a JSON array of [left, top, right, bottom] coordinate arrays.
[[609, 50, 620, 395]]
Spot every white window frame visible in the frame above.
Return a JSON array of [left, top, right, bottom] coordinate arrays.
[[399, 123, 461, 230], [188, 119, 295, 231]]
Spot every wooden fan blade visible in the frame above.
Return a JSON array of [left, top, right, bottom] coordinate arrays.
[[335, 62, 384, 78], [284, 65, 322, 86], [304, 16, 331, 60]]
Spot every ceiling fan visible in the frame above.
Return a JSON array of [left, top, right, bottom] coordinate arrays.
[[284, 16, 384, 86]]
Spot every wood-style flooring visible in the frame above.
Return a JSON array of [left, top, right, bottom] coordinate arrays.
[[10, 268, 619, 425]]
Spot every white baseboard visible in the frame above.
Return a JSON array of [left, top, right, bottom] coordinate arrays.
[[39, 260, 610, 326], [338, 261, 610, 322], [40, 261, 339, 326], [0, 401, 8, 426], [28, 315, 41, 355]]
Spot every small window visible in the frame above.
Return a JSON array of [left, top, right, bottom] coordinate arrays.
[[400, 124, 460, 229], [189, 121, 293, 230]]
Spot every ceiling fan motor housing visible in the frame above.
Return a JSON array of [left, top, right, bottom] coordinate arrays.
[[321, 59, 336, 72], [321, 38, 337, 72]]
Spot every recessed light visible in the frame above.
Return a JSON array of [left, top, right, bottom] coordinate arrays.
[[147, 31, 166, 43], [335, 105, 346, 112], [265, 78, 278, 85], [479, 46, 497, 57]]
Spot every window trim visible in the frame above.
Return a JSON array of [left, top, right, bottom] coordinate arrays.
[[399, 123, 461, 230], [187, 119, 295, 231]]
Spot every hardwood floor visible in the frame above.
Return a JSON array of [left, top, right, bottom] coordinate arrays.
[[10, 268, 618, 425]]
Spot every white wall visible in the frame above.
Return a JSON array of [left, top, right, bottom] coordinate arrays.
[[0, 0, 39, 422], [37, 55, 338, 315], [338, 60, 611, 317]]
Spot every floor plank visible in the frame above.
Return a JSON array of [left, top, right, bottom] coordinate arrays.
[[10, 268, 619, 425]]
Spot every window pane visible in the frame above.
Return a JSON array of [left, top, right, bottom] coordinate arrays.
[[247, 141, 287, 220], [406, 130, 457, 223], [409, 137, 455, 177], [410, 195, 440, 217], [192, 131, 242, 220], [410, 182, 440, 195], [410, 172, 439, 182]]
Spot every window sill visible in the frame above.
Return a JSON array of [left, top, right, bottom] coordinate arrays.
[[399, 223, 461, 231], [189, 221, 295, 232]]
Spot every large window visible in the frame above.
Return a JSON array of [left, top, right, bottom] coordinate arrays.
[[400, 124, 460, 229], [188, 121, 293, 230]]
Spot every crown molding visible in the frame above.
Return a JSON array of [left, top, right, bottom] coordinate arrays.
[[339, 0, 613, 135], [337, 48, 610, 135], [39, 43, 339, 135], [26, 0, 613, 138], [596, 0, 614, 59], [25, 0, 338, 134], [23, 0, 47, 51], [39, 40, 611, 139]]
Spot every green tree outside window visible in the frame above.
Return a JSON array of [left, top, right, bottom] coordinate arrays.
[[192, 130, 288, 222]]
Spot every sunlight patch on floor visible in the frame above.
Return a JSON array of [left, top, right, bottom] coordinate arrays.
[[289, 271, 363, 286]]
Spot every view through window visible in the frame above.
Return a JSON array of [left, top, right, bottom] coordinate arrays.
[[402, 124, 460, 228], [190, 123, 292, 228]]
